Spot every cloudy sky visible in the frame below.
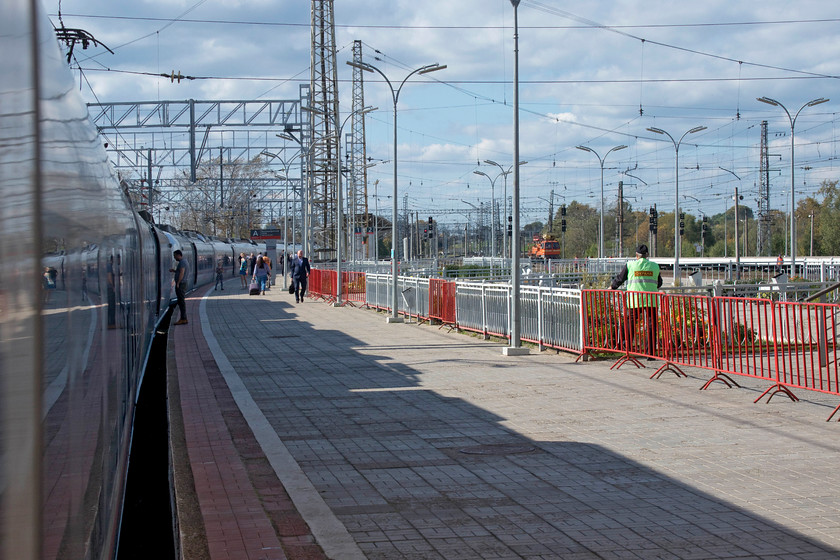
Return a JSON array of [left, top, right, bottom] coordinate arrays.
[[54, 0, 840, 223]]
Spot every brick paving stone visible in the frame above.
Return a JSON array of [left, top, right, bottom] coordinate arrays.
[[169, 284, 840, 559]]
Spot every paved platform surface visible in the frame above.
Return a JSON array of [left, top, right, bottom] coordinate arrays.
[[168, 280, 840, 559]]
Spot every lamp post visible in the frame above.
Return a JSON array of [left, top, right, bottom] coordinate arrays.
[[302, 105, 377, 306], [503, 0, 529, 355], [347, 60, 446, 323], [484, 159, 526, 261], [473, 170, 502, 274], [261, 150, 302, 290], [757, 96, 829, 277], [464, 224, 468, 257], [717, 167, 742, 277], [275, 130, 321, 261], [646, 125, 706, 285], [575, 144, 627, 258]]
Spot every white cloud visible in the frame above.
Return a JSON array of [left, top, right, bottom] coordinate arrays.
[[63, 0, 840, 216]]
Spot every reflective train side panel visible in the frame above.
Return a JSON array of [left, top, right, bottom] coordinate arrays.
[[0, 3, 251, 558], [0, 1, 148, 557]]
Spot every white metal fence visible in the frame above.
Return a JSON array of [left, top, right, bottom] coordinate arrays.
[[364, 274, 584, 353]]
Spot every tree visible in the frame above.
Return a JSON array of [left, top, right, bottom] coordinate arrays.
[[173, 155, 272, 238], [547, 201, 598, 257], [813, 180, 840, 255]]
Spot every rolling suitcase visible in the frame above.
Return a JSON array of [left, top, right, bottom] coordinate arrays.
[[249, 282, 260, 295]]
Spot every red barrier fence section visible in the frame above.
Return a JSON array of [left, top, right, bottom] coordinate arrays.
[[308, 269, 336, 302], [770, 301, 840, 400], [581, 289, 624, 357], [429, 279, 456, 325], [710, 297, 776, 388], [661, 293, 719, 372], [583, 289, 840, 420], [341, 271, 366, 304]]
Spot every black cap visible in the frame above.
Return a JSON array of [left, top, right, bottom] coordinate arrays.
[[636, 244, 649, 255]]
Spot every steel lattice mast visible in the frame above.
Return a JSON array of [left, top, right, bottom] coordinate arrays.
[[757, 120, 771, 256], [349, 40, 371, 259], [309, 0, 340, 257]]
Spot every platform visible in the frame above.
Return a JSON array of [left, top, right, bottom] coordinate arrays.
[[167, 281, 840, 559]]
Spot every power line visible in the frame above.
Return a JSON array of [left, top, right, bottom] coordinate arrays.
[[53, 12, 840, 30]]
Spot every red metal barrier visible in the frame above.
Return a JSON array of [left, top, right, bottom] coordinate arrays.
[[765, 300, 840, 406], [308, 269, 336, 302], [307, 269, 366, 305], [583, 290, 840, 420], [429, 279, 456, 326], [341, 271, 366, 305], [658, 293, 718, 378], [581, 289, 624, 359], [703, 296, 776, 390]]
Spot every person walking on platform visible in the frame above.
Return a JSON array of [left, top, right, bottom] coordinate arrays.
[[610, 244, 662, 358], [238, 253, 248, 289], [263, 254, 272, 290], [289, 249, 310, 303], [170, 250, 189, 325], [247, 252, 256, 277], [252, 255, 269, 295], [214, 259, 224, 290]]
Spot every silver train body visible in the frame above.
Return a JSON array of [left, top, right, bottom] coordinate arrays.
[[0, 3, 267, 558]]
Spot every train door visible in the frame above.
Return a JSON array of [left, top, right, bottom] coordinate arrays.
[[190, 242, 199, 289]]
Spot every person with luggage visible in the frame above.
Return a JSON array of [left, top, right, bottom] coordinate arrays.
[[289, 250, 310, 303], [252, 255, 269, 295]]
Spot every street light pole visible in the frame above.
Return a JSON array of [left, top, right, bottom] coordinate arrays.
[[576, 144, 627, 258], [275, 130, 321, 262], [757, 96, 829, 277], [504, 0, 528, 355], [303, 105, 377, 306], [484, 159, 526, 261], [646, 125, 707, 285], [261, 150, 302, 290], [347, 60, 446, 323], [473, 170, 500, 274]]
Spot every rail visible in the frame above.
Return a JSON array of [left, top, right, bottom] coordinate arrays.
[[310, 268, 840, 421]]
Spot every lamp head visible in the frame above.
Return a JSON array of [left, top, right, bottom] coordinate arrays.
[[484, 159, 499, 166], [419, 63, 446, 75], [807, 97, 829, 107], [647, 127, 665, 135], [757, 96, 780, 107], [473, 170, 488, 178], [576, 145, 594, 153], [688, 126, 707, 134]]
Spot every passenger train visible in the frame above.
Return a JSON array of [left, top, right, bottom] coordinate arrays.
[[0, 3, 281, 558]]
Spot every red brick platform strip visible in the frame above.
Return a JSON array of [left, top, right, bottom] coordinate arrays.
[[171, 292, 326, 560]]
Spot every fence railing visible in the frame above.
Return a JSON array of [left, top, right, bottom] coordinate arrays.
[[309, 269, 840, 420], [581, 289, 840, 421]]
